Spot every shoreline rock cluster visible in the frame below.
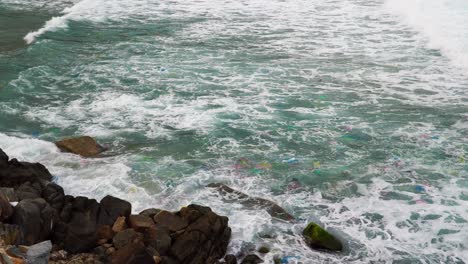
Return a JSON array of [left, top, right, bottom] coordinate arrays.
[[0, 136, 344, 263], [0, 147, 232, 264]]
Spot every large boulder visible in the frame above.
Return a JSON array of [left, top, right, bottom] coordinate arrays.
[[109, 241, 154, 264], [170, 204, 231, 264], [55, 136, 106, 157], [302, 222, 343, 251], [0, 149, 52, 188], [11, 198, 56, 245], [53, 195, 131, 253], [0, 195, 13, 221], [207, 183, 295, 222]]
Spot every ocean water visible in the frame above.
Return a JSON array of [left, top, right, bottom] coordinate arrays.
[[0, 0, 467, 262]]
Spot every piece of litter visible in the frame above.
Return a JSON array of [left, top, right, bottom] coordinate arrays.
[[256, 161, 272, 169], [31, 131, 40, 138], [281, 256, 300, 263], [312, 161, 321, 169], [282, 158, 299, 164], [415, 185, 425, 193]]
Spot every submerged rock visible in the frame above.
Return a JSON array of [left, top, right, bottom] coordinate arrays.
[[302, 222, 342, 251], [55, 136, 107, 157], [207, 183, 295, 222]]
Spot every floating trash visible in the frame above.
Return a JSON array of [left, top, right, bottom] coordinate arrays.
[[256, 161, 272, 170], [282, 158, 299, 165], [287, 178, 302, 191], [312, 161, 321, 169], [31, 131, 40, 138], [415, 185, 425, 193], [235, 158, 253, 169], [281, 256, 300, 263], [458, 155, 465, 163]]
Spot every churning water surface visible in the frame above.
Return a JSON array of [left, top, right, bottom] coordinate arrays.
[[0, 0, 467, 263]]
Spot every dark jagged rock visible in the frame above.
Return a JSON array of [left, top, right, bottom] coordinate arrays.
[[16, 181, 42, 200], [55, 136, 107, 157], [207, 183, 295, 222], [99, 195, 132, 225], [241, 254, 263, 264], [153, 210, 188, 232], [12, 198, 56, 245], [42, 183, 65, 211], [0, 156, 52, 188], [302, 222, 343, 251], [170, 204, 231, 264]]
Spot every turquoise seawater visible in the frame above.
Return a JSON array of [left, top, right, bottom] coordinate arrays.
[[0, 0, 467, 262]]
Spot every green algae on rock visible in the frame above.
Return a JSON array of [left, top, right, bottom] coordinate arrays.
[[302, 222, 342, 251]]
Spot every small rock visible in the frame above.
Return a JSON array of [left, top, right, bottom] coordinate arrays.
[[302, 222, 342, 251], [26, 240, 52, 264], [153, 210, 188, 232], [128, 215, 155, 231], [258, 246, 270, 254], [113, 229, 143, 250], [241, 254, 263, 264], [139, 208, 161, 219], [55, 136, 107, 157], [112, 217, 127, 233]]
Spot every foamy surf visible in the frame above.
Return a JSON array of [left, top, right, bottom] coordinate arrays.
[[385, 0, 468, 70]]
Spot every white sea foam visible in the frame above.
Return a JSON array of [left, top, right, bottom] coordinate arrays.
[[385, 0, 468, 70]]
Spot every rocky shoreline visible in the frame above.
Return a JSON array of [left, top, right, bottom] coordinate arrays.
[[0, 137, 343, 264]]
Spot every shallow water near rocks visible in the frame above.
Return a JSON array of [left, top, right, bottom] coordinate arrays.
[[0, 0, 467, 263]]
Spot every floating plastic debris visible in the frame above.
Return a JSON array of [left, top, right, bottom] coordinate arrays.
[[50, 127, 61, 135], [235, 158, 252, 169], [287, 178, 302, 191], [459, 155, 465, 163], [281, 256, 300, 263], [31, 131, 40, 138], [256, 161, 272, 170], [312, 161, 321, 169], [415, 185, 425, 193], [128, 186, 138, 193], [282, 158, 299, 164]]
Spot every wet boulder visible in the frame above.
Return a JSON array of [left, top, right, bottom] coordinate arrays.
[[153, 210, 188, 232], [0, 150, 52, 188], [55, 136, 107, 157], [302, 222, 342, 251], [12, 198, 56, 245], [143, 226, 171, 255], [113, 229, 143, 250], [99, 195, 132, 225], [128, 215, 155, 232], [170, 204, 231, 264]]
